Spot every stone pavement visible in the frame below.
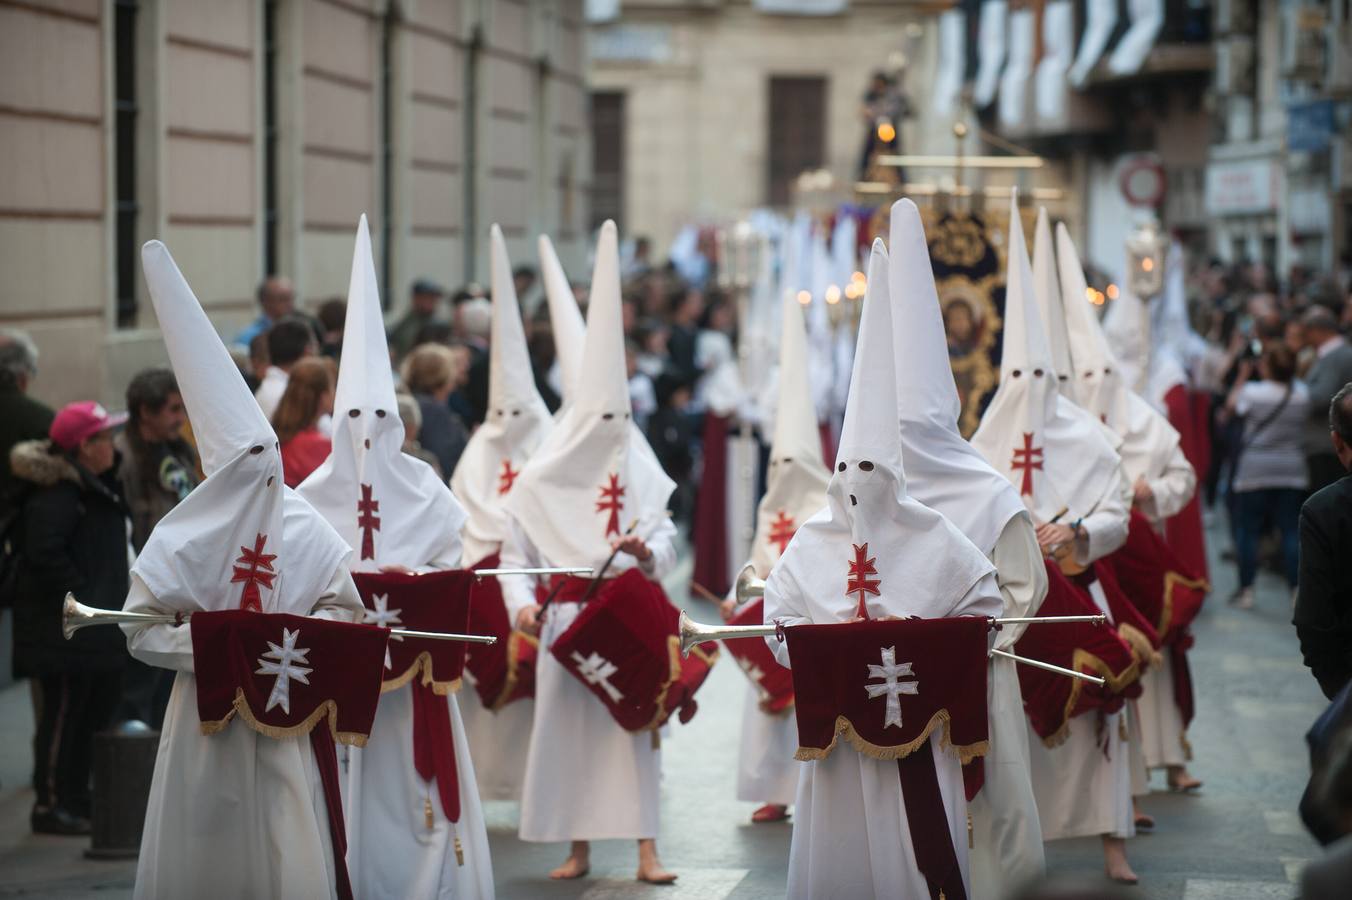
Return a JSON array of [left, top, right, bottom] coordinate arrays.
[[0, 518, 1328, 898]]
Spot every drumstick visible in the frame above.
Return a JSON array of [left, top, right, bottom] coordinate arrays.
[[578, 517, 644, 603], [690, 581, 723, 605], [534, 517, 641, 624]]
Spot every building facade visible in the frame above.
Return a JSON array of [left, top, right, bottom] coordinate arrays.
[[1, 0, 590, 408]]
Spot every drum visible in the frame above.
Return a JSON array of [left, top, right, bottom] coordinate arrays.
[[1015, 561, 1143, 746], [551, 568, 717, 731]]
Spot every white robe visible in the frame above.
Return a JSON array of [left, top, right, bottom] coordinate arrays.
[[1025, 486, 1136, 843], [1130, 443, 1197, 774], [124, 568, 360, 900], [969, 516, 1048, 899], [735, 684, 799, 806], [341, 549, 494, 900], [767, 574, 1002, 900], [460, 685, 533, 802], [499, 515, 678, 842]]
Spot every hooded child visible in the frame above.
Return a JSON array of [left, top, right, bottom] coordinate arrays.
[[296, 217, 492, 899], [718, 291, 831, 823], [123, 242, 362, 900], [451, 227, 554, 803], [971, 196, 1140, 885], [498, 221, 680, 883], [763, 239, 1003, 899]]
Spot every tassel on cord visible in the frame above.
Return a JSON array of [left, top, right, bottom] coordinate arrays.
[[968, 812, 974, 849], [424, 796, 434, 831], [650, 730, 660, 750], [454, 836, 465, 867]]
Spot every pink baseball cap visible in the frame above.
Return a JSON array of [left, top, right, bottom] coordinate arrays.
[[50, 401, 128, 451]]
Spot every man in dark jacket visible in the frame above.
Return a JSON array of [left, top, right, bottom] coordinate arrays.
[[1295, 383, 1352, 699], [1303, 308, 1352, 492], [0, 330, 55, 503], [12, 402, 130, 835]]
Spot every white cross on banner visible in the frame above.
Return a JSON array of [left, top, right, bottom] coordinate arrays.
[[570, 650, 625, 703], [864, 645, 918, 730], [256, 627, 313, 714], [362, 593, 403, 670]]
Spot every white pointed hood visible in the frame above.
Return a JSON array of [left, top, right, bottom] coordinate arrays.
[[889, 199, 1026, 557], [748, 292, 831, 578], [768, 240, 994, 623], [539, 234, 586, 405], [505, 221, 675, 567], [1032, 207, 1075, 394], [971, 195, 1123, 524], [1056, 224, 1182, 485], [131, 241, 349, 615], [452, 226, 554, 565], [298, 216, 466, 570]]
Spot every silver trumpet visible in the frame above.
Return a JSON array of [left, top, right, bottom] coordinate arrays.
[[61, 594, 497, 645], [677, 610, 1108, 685], [472, 567, 593, 579]]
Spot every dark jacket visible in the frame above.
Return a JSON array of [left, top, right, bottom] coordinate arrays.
[[10, 440, 130, 677], [1295, 473, 1352, 698], [1304, 341, 1352, 454], [0, 387, 55, 504]]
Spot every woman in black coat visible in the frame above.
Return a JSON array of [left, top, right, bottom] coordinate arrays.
[[10, 402, 130, 835]]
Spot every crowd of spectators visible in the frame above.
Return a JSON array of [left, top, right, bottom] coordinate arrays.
[[1183, 257, 1352, 607]]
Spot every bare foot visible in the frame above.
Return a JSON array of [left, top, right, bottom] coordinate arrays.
[[636, 863, 678, 884], [1102, 836, 1138, 885], [1167, 766, 1203, 792], [637, 839, 677, 884], [550, 844, 590, 880]]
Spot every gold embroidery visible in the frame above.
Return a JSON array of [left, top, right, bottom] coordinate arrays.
[[1041, 649, 1141, 748], [488, 630, 539, 711], [380, 649, 463, 696], [198, 687, 370, 747], [1157, 570, 1210, 641], [794, 708, 989, 764]]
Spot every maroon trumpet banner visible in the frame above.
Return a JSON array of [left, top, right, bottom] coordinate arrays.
[[551, 568, 718, 731], [783, 616, 989, 765], [721, 598, 794, 714], [350, 569, 475, 695], [190, 610, 388, 745]]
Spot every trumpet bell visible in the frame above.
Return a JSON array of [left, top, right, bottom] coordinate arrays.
[[677, 608, 781, 658], [734, 563, 765, 605]]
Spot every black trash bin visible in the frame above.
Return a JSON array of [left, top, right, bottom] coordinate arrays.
[[86, 721, 158, 859]]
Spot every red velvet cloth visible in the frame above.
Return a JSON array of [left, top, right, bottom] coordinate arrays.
[[463, 553, 537, 709], [350, 570, 475, 693], [410, 677, 460, 823], [191, 610, 387, 743], [310, 727, 355, 900], [191, 610, 386, 900], [898, 740, 967, 900], [1013, 563, 1142, 744], [550, 569, 718, 731], [721, 599, 794, 713], [1163, 383, 1212, 583], [1106, 511, 1208, 646], [691, 413, 731, 598], [783, 617, 989, 764]]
